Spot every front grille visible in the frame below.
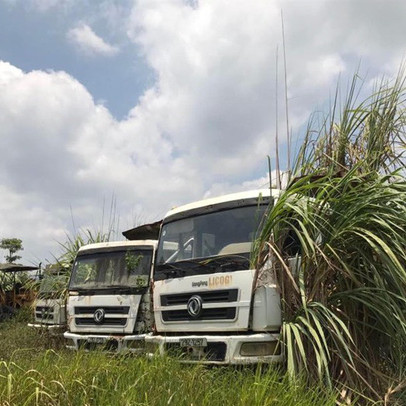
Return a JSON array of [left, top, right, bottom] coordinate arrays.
[[162, 307, 236, 322], [75, 317, 127, 326], [77, 339, 119, 351], [74, 306, 129, 327], [35, 306, 54, 321], [74, 306, 130, 315], [165, 342, 227, 361], [161, 289, 238, 306]]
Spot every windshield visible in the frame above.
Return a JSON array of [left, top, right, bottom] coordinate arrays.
[[69, 249, 153, 290], [39, 274, 69, 298], [156, 204, 267, 277]]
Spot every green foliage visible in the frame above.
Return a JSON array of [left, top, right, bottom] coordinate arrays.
[[0, 308, 64, 363], [125, 251, 142, 271], [21, 264, 69, 301], [37, 272, 70, 300], [57, 229, 113, 270], [125, 252, 148, 287], [292, 68, 406, 177], [0, 273, 13, 293], [254, 71, 406, 403], [0, 238, 23, 264], [51, 228, 115, 297]]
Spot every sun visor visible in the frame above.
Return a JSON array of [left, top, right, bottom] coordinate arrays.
[[122, 220, 162, 240]]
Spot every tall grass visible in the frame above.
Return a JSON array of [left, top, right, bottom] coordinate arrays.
[[57, 228, 116, 270], [0, 350, 338, 406], [254, 70, 406, 403], [292, 69, 406, 176], [57, 196, 120, 269], [0, 308, 64, 363], [42, 201, 120, 300]]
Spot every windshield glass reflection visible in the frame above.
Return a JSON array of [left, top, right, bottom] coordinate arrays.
[[156, 204, 267, 267], [69, 249, 152, 290]]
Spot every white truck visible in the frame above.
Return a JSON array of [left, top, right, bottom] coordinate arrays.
[[64, 239, 157, 351], [28, 267, 68, 331], [146, 189, 284, 364]]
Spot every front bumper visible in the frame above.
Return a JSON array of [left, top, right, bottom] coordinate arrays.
[[145, 333, 282, 365], [64, 331, 150, 352], [28, 323, 65, 334]]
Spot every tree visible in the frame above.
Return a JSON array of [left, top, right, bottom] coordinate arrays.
[[0, 238, 24, 263]]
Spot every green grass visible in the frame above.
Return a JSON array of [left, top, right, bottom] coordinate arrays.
[[0, 307, 65, 364], [0, 352, 338, 406], [0, 312, 338, 406]]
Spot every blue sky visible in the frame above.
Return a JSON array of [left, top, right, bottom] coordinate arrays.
[[0, 0, 153, 118], [0, 0, 405, 264]]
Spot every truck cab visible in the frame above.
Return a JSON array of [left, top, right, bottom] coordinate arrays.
[[146, 189, 283, 364], [28, 267, 68, 331], [64, 240, 157, 351]]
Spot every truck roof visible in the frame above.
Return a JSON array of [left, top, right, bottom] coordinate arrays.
[[77, 240, 158, 253], [164, 189, 281, 223]]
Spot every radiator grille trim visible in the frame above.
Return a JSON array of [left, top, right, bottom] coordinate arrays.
[[161, 289, 238, 307], [162, 307, 236, 322]]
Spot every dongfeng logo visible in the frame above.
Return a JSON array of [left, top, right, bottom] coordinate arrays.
[[187, 295, 203, 318], [93, 308, 105, 324]]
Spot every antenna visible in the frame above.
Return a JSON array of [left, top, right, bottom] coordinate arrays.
[[281, 9, 290, 180], [267, 155, 273, 198], [275, 46, 282, 190]]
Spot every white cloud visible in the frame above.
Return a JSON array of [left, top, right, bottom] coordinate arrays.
[[0, 60, 203, 262], [0, 61, 23, 85], [126, 0, 284, 176], [0, 185, 67, 265], [124, 0, 364, 182], [203, 170, 290, 199], [67, 23, 119, 57]]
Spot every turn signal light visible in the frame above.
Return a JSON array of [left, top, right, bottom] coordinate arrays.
[[240, 341, 280, 357]]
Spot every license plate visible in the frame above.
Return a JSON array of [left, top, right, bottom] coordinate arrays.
[[87, 337, 106, 344], [179, 338, 207, 347]]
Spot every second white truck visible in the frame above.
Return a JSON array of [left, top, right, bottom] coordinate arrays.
[[64, 239, 157, 351]]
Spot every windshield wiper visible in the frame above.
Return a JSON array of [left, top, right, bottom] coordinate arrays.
[[201, 255, 250, 273], [157, 259, 212, 278], [157, 263, 187, 278], [156, 256, 249, 279], [102, 285, 147, 292], [69, 286, 97, 293], [71, 285, 124, 290]]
